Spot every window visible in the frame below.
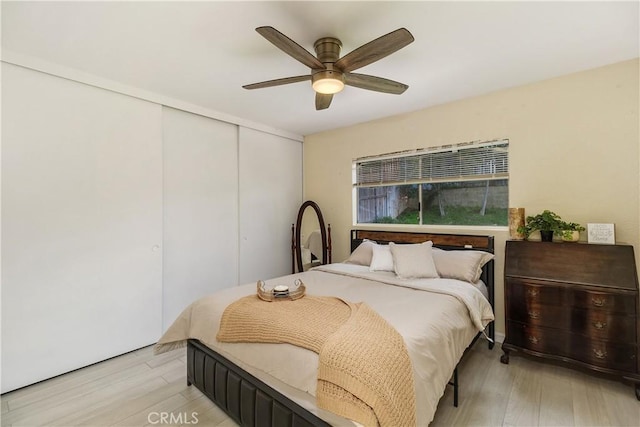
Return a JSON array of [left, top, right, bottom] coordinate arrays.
[[353, 140, 509, 226]]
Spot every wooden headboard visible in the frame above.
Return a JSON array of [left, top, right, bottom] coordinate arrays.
[[351, 229, 494, 252], [350, 229, 495, 346]]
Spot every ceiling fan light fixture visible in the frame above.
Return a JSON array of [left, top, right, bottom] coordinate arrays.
[[312, 70, 345, 95], [244, 26, 414, 109]]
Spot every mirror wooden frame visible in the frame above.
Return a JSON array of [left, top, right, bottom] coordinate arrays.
[[292, 200, 331, 273]]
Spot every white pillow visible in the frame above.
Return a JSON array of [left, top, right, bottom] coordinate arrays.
[[432, 248, 494, 283], [369, 244, 394, 272], [345, 239, 377, 266], [389, 241, 439, 279]]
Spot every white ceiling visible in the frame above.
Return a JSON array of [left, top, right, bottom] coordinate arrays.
[[2, 1, 638, 137]]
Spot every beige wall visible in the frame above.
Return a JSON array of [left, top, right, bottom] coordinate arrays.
[[303, 58, 640, 337]]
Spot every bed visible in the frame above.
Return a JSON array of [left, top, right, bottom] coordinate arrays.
[[156, 230, 495, 426]]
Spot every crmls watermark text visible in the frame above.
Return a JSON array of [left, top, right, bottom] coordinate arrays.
[[147, 412, 199, 424]]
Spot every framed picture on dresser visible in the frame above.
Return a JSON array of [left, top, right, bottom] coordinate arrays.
[[587, 223, 616, 244]]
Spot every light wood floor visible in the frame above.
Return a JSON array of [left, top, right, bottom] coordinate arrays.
[[1, 343, 638, 426]]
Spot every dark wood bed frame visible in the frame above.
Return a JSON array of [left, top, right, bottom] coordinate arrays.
[[186, 230, 495, 426]]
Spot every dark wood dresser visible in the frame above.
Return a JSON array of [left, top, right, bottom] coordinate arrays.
[[501, 240, 640, 399]]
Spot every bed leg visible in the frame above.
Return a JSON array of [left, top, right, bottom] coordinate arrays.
[[453, 367, 459, 407], [187, 379, 192, 387], [447, 367, 459, 407]]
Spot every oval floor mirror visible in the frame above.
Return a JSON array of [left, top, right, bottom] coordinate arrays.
[[291, 201, 331, 273]]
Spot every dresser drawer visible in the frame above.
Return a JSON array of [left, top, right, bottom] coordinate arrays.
[[570, 290, 636, 314], [507, 303, 636, 343], [508, 280, 564, 306], [506, 322, 569, 356], [570, 310, 637, 342], [506, 322, 637, 372], [508, 279, 636, 314], [507, 302, 567, 329]]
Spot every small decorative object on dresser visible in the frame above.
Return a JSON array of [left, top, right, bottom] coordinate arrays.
[[501, 240, 640, 400], [517, 210, 585, 242], [587, 223, 616, 244], [508, 207, 525, 240], [558, 221, 585, 242], [517, 210, 563, 242]]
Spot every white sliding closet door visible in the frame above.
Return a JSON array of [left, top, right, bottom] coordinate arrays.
[[162, 108, 238, 331], [1, 64, 163, 393], [238, 127, 302, 283]]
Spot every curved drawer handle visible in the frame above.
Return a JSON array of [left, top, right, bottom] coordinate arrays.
[[592, 320, 607, 330], [593, 348, 607, 359], [591, 297, 606, 307], [526, 289, 539, 297], [528, 311, 540, 319], [527, 335, 539, 344]]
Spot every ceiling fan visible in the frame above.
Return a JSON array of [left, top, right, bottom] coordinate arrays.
[[243, 26, 415, 110]]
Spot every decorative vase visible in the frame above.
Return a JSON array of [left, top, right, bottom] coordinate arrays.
[[561, 230, 580, 242], [508, 208, 525, 240], [540, 230, 553, 242]]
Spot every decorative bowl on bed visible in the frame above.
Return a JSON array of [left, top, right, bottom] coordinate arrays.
[[257, 278, 306, 302]]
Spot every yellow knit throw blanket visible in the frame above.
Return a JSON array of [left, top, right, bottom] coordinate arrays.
[[217, 295, 416, 427]]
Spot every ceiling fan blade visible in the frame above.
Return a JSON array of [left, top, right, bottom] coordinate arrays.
[[334, 28, 414, 73], [345, 73, 408, 94], [243, 75, 311, 90], [256, 26, 325, 70], [315, 93, 333, 110]]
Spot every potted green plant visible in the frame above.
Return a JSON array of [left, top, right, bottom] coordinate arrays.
[[517, 210, 563, 242], [557, 221, 586, 242]]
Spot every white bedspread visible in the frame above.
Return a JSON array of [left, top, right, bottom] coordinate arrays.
[[156, 263, 494, 426]]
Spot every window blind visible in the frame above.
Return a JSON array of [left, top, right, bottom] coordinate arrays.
[[354, 140, 508, 186]]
